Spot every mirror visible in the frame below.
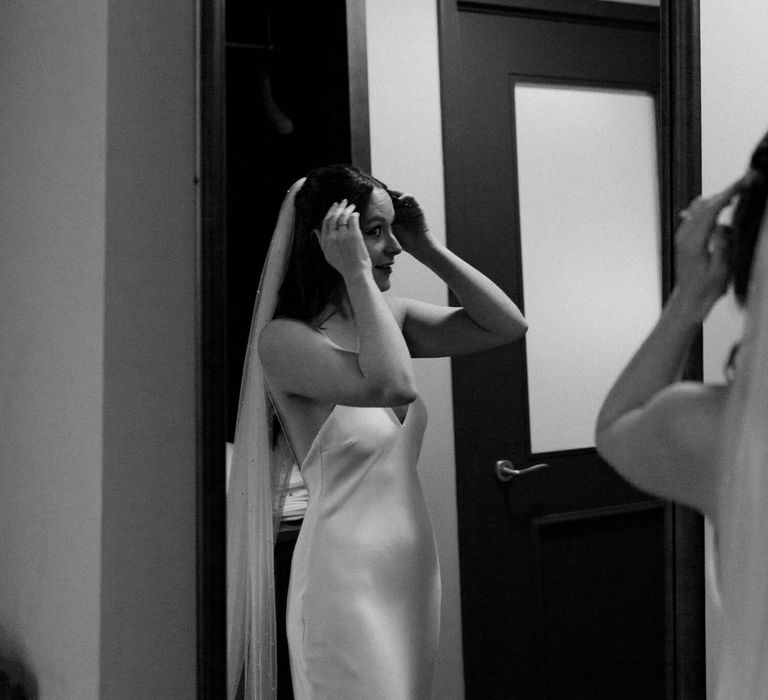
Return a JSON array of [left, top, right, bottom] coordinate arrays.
[[200, 0, 705, 696]]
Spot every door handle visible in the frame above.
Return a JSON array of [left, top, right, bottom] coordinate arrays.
[[495, 459, 550, 482]]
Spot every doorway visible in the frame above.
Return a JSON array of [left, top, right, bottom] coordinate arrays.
[[215, 1, 370, 697]]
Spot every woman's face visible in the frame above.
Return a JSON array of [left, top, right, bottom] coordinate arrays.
[[359, 187, 402, 292]]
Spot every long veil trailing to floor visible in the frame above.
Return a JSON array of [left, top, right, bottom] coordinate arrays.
[[227, 178, 306, 700], [716, 203, 768, 698]]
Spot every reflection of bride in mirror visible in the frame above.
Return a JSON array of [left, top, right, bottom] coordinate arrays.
[[228, 165, 527, 699], [595, 130, 768, 698]]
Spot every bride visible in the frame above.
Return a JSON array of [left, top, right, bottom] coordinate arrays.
[[228, 164, 527, 699], [596, 130, 768, 698]]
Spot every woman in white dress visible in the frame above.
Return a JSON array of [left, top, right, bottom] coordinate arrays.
[[595, 130, 768, 698], [228, 164, 527, 700]]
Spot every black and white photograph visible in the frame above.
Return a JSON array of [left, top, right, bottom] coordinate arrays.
[[1, 1, 768, 698]]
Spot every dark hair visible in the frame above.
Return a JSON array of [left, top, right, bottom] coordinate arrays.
[[731, 129, 768, 304], [275, 164, 388, 321]]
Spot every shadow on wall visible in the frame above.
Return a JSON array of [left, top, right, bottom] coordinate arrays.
[[0, 625, 37, 700]]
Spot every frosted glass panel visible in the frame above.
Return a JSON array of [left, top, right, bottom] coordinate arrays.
[[515, 84, 661, 453]]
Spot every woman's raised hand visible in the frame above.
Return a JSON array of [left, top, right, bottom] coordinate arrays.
[[389, 190, 435, 257], [674, 181, 742, 319], [315, 200, 371, 279]]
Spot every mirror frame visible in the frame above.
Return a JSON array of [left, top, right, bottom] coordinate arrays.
[[198, 0, 227, 697], [659, 1, 706, 696], [196, 0, 703, 696]]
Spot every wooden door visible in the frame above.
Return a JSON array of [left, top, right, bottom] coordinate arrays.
[[439, 3, 679, 698]]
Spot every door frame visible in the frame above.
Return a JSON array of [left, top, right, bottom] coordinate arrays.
[[659, 4, 705, 696], [196, 0, 371, 696], [437, 0, 704, 697], [197, 0, 227, 697]]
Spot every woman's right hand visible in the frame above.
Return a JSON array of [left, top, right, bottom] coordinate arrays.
[[673, 181, 741, 319], [315, 200, 372, 280]]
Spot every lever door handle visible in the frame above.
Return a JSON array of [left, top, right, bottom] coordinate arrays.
[[495, 459, 550, 482]]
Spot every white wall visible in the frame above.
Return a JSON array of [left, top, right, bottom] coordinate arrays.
[[99, 2, 198, 697], [366, 1, 464, 698], [700, 3, 768, 696], [701, 4, 768, 383], [0, 3, 107, 696], [0, 2, 198, 697]]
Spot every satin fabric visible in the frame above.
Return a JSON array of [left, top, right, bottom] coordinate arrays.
[[286, 396, 441, 700]]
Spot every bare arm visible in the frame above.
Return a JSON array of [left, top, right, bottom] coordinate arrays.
[[389, 191, 527, 358], [260, 200, 416, 407], [594, 308, 728, 515], [595, 183, 741, 516]]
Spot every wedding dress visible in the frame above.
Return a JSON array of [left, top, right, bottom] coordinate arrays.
[[286, 390, 440, 700]]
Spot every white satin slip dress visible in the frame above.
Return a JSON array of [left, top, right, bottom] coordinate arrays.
[[286, 394, 441, 700]]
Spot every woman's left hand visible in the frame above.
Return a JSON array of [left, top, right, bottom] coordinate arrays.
[[674, 181, 741, 319], [389, 190, 437, 257]]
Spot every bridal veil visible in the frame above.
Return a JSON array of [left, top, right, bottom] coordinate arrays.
[[227, 178, 306, 700]]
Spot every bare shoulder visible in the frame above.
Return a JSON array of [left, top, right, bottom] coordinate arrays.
[[629, 381, 730, 474], [384, 295, 409, 326], [597, 381, 730, 516], [259, 317, 308, 349], [258, 318, 323, 370], [652, 382, 728, 448]]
